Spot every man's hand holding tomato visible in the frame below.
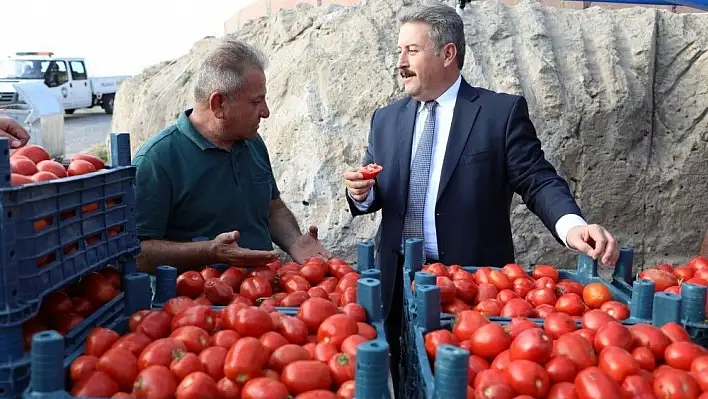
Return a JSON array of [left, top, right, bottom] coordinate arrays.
[[344, 163, 382, 202]]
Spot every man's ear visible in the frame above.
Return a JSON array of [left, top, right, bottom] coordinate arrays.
[[209, 91, 228, 119], [442, 43, 458, 68]]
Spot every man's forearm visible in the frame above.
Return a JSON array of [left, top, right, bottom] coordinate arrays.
[[137, 239, 218, 274], [269, 199, 302, 254]]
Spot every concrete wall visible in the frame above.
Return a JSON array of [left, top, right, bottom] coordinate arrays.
[[224, 0, 703, 34]]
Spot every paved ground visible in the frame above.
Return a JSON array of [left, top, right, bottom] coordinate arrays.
[[63, 107, 112, 156]]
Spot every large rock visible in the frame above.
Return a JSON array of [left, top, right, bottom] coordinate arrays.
[[111, 0, 708, 270]]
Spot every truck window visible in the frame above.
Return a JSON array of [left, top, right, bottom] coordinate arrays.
[[69, 61, 87, 80], [45, 60, 69, 87]]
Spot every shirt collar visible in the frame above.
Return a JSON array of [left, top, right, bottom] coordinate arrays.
[[417, 74, 462, 114], [178, 108, 248, 152]]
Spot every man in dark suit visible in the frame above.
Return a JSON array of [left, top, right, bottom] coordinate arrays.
[[343, 2, 620, 394]]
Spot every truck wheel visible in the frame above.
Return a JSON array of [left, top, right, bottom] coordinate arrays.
[[65, 109, 75, 115], [103, 94, 115, 115]]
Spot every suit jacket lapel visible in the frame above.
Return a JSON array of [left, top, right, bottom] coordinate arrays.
[[397, 98, 418, 199], [437, 79, 481, 201]]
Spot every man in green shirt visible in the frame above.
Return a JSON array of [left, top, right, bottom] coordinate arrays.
[[133, 39, 330, 273]]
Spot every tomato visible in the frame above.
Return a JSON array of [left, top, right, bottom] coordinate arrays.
[[513, 277, 535, 298], [170, 326, 211, 354], [469, 322, 512, 360], [280, 360, 332, 395], [71, 153, 105, 170], [500, 298, 534, 318], [357, 322, 377, 340], [32, 170, 58, 182], [328, 352, 356, 386], [474, 299, 502, 316], [359, 162, 383, 179], [597, 346, 639, 382], [137, 311, 172, 340], [212, 330, 240, 349], [632, 346, 656, 371], [546, 355, 577, 383], [70, 370, 119, 398], [137, 338, 187, 369], [176, 271, 206, 298], [11, 156, 38, 176], [85, 327, 120, 357], [673, 265, 696, 281], [175, 371, 219, 399], [96, 347, 139, 392], [11, 173, 33, 185], [582, 282, 613, 309], [535, 277, 556, 291], [477, 283, 499, 302], [664, 341, 707, 370], [199, 346, 228, 381], [574, 366, 622, 399], [239, 276, 272, 302], [621, 375, 655, 398], [81, 272, 119, 307], [653, 368, 701, 399], [600, 301, 630, 320], [129, 310, 151, 332], [259, 331, 290, 357], [170, 352, 203, 380], [660, 322, 692, 343], [307, 287, 329, 299], [544, 312, 577, 340], [553, 332, 597, 370], [68, 159, 97, 176], [581, 309, 616, 331], [267, 344, 311, 374], [282, 275, 312, 294], [171, 305, 215, 332], [496, 289, 519, 305], [12, 144, 50, 164], [234, 307, 275, 338], [691, 356, 708, 374], [638, 269, 678, 292], [53, 313, 85, 334], [628, 324, 671, 360], [452, 310, 490, 341], [473, 383, 515, 399], [217, 377, 241, 399], [132, 365, 178, 398], [504, 317, 538, 340], [163, 297, 196, 317], [554, 293, 585, 316], [424, 329, 459, 359], [509, 327, 553, 364], [336, 380, 355, 399], [99, 267, 121, 289], [532, 265, 559, 282], [525, 288, 556, 308], [280, 291, 310, 307], [689, 256, 708, 270], [238, 377, 289, 399], [555, 280, 585, 297], [546, 382, 577, 399], [340, 335, 367, 358], [506, 359, 551, 397], [436, 276, 457, 304], [534, 304, 555, 319], [502, 263, 528, 281], [490, 350, 510, 370], [340, 303, 366, 323], [70, 355, 98, 382], [293, 391, 339, 399], [317, 313, 359, 349], [203, 278, 233, 305], [224, 337, 269, 384], [112, 332, 152, 357], [487, 270, 511, 291], [276, 316, 309, 346], [593, 321, 633, 352]]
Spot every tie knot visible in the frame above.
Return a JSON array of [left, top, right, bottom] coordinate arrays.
[[425, 100, 437, 112]]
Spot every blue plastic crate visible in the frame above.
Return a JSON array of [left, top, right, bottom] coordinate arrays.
[[0, 255, 136, 399], [0, 133, 140, 328], [405, 277, 708, 399], [23, 270, 392, 399]]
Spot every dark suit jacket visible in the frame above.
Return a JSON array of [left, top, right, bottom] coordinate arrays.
[[346, 77, 583, 318]]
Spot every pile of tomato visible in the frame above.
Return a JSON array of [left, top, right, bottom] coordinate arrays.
[[176, 257, 360, 308], [68, 294, 379, 399], [416, 262, 631, 321], [22, 266, 122, 351], [10, 144, 106, 185], [635, 255, 708, 309], [425, 309, 708, 398]]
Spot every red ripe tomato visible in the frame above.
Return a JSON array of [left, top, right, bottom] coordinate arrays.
[[664, 341, 708, 370], [501, 263, 528, 281], [496, 289, 519, 305], [599, 300, 630, 320], [281, 360, 333, 395], [235, 307, 275, 338], [513, 277, 535, 298], [436, 276, 457, 304], [70, 355, 98, 382], [277, 316, 309, 345], [582, 282, 613, 309], [111, 332, 152, 358], [673, 265, 696, 281], [95, 347, 139, 392], [357, 322, 377, 340], [659, 322, 692, 343], [170, 352, 203, 380], [224, 337, 269, 384], [553, 332, 597, 370], [509, 327, 553, 364], [632, 346, 656, 371], [204, 278, 234, 305], [534, 304, 555, 319], [138, 338, 187, 369], [13, 144, 50, 164], [337, 380, 355, 399], [581, 309, 616, 331], [137, 310, 172, 340], [328, 352, 356, 386], [199, 346, 228, 381], [175, 371, 219, 399], [70, 153, 105, 170], [296, 298, 339, 333], [70, 371, 119, 398], [653, 368, 701, 398], [169, 326, 212, 354], [688, 256, 708, 270], [424, 263, 448, 278], [317, 314, 359, 349], [638, 268, 678, 292], [176, 271, 206, 298], [469, 322, 511, 360], [593, 321, 633, 352], [545, 355, 577, 384], [67, 159, 96, 176], [452, 310, 490, 341], [532, 265, 559, 283], [555, 280, 584, 297], [132, 365, 178, 398], [490, 350, 510, 370], [300, 264, 326, 285], [341, 303, 367, 323], [526, 288, 556, 308], [477, 283, 499, 301], [163, 296, 196, 317], [240, 276, 273, 302], [574, 366, 622, 399], [268, 344, 311, 373], [424, 329, 459, 359], [171, 305, 215, 332], [80, 272, 119, 307], [546, 382, 576, 399], [499, 298, 534, 318], [340, 334, 367, 358], [554, 293, 586, 316], [544, 311, 577, 340], [241, 377, 290, 399], [535, 276, 556, 291], [488, 270, 512, 291], [359, 163, 382, 179], [628, 324, 671, 360], [217, 376, 242, 398], [473, 299, 502, 317], [504, 317, 538, 340], [314, 342, 339, 362], [598, 346, 639, 382], [506, 359, 551, 397], [85, 327, 120, 357]]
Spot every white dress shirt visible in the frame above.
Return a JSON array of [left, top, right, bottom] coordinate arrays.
[[350, 74, 587, 259]]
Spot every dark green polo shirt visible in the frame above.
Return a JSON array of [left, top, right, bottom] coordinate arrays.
[[133, 108, 280, 251]]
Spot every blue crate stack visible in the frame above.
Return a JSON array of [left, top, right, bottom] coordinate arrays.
[[0, 133, 141, 398]]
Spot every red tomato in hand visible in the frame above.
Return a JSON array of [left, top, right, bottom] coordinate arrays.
[[359, 163, 382, 179]]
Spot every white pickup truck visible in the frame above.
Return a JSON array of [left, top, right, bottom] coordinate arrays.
[[0, 52, 130, 114]]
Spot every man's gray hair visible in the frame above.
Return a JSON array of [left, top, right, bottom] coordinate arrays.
[[193, 38, 268, 104], [399, 2, 466, 69]]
